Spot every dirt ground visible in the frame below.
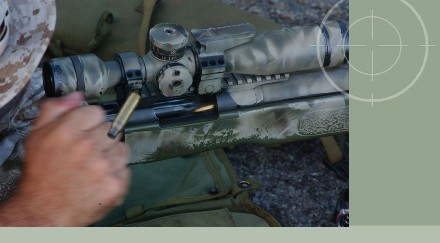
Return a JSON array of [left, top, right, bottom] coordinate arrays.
[[221, 0, 349, 227]]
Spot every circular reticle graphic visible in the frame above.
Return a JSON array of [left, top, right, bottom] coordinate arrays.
[[347, 14, 404, 78], [317, 0, 431, 105]]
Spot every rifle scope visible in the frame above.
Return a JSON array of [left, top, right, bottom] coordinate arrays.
[[43, 21, 348, 98]]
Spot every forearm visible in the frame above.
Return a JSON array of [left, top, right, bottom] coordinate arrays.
[[0, 186, 57, 226]]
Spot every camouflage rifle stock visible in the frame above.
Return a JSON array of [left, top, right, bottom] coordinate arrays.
[[42, 22, 349, 163]]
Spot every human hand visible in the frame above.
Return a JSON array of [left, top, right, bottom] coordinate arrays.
[[0, 92, 131, 226]]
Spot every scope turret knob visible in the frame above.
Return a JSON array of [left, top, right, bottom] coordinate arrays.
[[156, 63, 193, 97], [149, 23, 189, 61]]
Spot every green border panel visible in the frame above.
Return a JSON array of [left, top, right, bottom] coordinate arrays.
[[351, 0, 440, 225]]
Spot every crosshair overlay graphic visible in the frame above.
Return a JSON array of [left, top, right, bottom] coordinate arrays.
[[317, 0, 434, 106], [347, 11, 407, 81]]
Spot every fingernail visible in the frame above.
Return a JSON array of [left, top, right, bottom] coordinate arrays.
[[59, 92, 84, 107]]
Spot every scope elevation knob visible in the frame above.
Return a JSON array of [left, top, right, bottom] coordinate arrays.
[[149, 23, 189, 61]]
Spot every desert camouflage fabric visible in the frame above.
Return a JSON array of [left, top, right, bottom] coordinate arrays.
[[0, 68, 45, 165], [0, 68, 44, 201], [0, 0, 56, 109]]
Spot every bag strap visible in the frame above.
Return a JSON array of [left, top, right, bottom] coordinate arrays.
[[137, 0, 159, 54]]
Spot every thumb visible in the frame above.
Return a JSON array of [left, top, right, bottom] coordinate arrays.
[[32, 92, 84, 131]]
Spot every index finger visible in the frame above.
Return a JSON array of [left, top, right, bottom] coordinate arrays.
[[32, 92, 84, 131]]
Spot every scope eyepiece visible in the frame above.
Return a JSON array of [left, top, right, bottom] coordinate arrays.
[[41, 54, 122, 99], [42, 60, 60, 97]]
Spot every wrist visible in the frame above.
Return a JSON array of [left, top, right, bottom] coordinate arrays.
[[0, 183, 56, 226]]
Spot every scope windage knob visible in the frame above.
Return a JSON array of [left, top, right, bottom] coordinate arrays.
[[149, 23, 189, 61], [157, 63, 193, 97]]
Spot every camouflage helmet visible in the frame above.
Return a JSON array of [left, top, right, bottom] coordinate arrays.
[[0, 0, 56, 109]]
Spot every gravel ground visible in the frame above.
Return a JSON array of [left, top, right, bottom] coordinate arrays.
[[221, 0, 349, 227]]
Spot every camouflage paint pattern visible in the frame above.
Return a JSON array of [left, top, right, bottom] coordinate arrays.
[[224, 21, 346, 75], [0, 0, 56, 108], [49, 55, 122, 98], [125, 93, 348, 163]]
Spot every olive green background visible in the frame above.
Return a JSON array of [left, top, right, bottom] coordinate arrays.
[[350, 0, 440, 225]]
